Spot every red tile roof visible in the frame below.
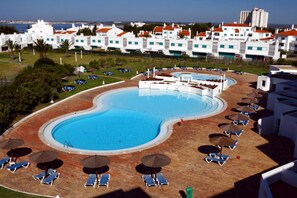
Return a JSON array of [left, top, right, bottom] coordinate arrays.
[[277, 30, 297, 36], [138, 31, 150, 37], [96, 28, 112, 33], [117, 32, 127, 37], [213, 27, 223, 32], [256, 29, 271, 33], [153, 26, 163, 33], [235, 28, 239, 33], [260, 36, 274, 41], [223, 23, 250, 27], [163, 25, 175, 31], [62, 30, 76, 34], [179, 30, 190, 36], [197, 32, 206, 37]]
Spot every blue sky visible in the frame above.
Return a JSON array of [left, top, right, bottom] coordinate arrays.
[[0, 0, 296, 24]]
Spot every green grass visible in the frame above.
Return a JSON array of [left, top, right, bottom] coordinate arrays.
[[0, 186, 45, 198]]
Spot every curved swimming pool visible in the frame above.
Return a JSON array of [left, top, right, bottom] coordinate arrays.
[[41, 87, 225, 154]]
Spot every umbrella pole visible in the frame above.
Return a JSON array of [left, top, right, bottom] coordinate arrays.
[[220, 147, 223, 159]]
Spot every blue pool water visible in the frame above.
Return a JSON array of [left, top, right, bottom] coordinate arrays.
[[47, 88, 224, 153], [172, 72, 236, 86]]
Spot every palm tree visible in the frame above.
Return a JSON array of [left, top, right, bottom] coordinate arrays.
[[34, 39, 50, 58], [5, 39, 17, 59], [60, 40, 73, 57]]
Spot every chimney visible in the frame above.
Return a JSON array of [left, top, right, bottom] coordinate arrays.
[[292, 24, 295, 30], [275, 28, 279, 34]]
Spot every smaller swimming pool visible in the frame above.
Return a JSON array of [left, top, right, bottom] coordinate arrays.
[[172, 72, 236, 86]]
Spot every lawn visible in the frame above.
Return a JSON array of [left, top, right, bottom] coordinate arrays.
[[0, 186, 45, 198]]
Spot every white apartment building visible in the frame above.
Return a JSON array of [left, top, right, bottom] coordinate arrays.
[[276, 26, 297, 53], [27, 20, 54, 40], [0, 20, 281, 60], [239, 8, 269, 28]]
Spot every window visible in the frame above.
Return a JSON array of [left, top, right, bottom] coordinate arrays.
[[76, 39, 79, 42], [229, 45, 234, 49], [135, 42, 138, 45], [194, 44, 199, 48], [247, 46, 253, 50], [202, 45, 207, 48], [171, 43, 175, 46], [92, 40, 95, 42], [128, 41, 132, 45], [81, 40, 84, 42], [262, 80, 266, 87], [47, 38, 49, 41], [257, 47, 262, 51], [224, 34, 227, 36], [110, 40, 113, 44], [51, 38, 54, 41], [170, 32, 172, 34], [159, 42, 163, 46], [115, 41, 119, 44], [61, 39, 64, 42], [224, 28, 227, 30], [240, 34, 243, 37], [235, 34, 238, 37], [178, 43, 182, 47], [149, 42, 154, 45], [98, 40, 101, 43], [230, 34, 233, 36], [220, 44, 224, 48]]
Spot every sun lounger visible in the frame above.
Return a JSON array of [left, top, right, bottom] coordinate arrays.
[[84, 174, 97, 188], [233, 120, 249, 126], [247, 104, 260, 111], [224, 130, 243, 137], [156, 173, 169, 186], [208, 153, 230, 160], [142, 174, 156, 188], [205, 156, 228, 166], [228, 140, 239, 150], [0, 157, 10, 169], [98, 173, 110, 187], [32, 168, 56, 181], [7, 161, 30, 173], [41, 172, 60, 186]]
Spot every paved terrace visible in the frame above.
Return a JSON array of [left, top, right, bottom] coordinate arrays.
[[0, 70, 294, 198]]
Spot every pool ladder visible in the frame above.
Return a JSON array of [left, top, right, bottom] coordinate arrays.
[[63, 141, 73, 148]]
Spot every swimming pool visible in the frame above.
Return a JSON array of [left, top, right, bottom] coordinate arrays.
[[41, 87, 225, 155], [172, 72, 236, 86]]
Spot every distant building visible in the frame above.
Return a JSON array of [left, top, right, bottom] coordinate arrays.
[[239, 8, 269, 28], [275, 25, 297, 53]]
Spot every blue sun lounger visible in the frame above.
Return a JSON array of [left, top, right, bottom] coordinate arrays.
[[0, 157, 10, 169], [224, 130, 244, 137], [233, 120, 249, 126], [156, 173, 169, 187], [85, 174, 97, 188], [228, 140, 239, 150], [208, 153, 230, 160], [206, 153, 230, 166], [41, 172, 60, 186], [142, 174, 156, 188], [7, 161, 30, 173], [98, 173, 110, 187], [32, 168, 56, 181]]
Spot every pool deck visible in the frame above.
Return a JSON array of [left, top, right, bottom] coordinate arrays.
[[0, 70, 294, 198]]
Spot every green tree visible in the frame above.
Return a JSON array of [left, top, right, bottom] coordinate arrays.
[[0, 26, 18, 34], [60, 40, 73, 57], [34, 39, 50, 58], [5, 39, 17, 59], [92, 25, 97, 36], [77, 28, 93, 36]]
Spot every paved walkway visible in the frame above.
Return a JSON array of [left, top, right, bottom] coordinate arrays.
[[0, 70, 294, 198]]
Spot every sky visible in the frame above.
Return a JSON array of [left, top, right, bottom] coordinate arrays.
[[0, 0, 296, 24]]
